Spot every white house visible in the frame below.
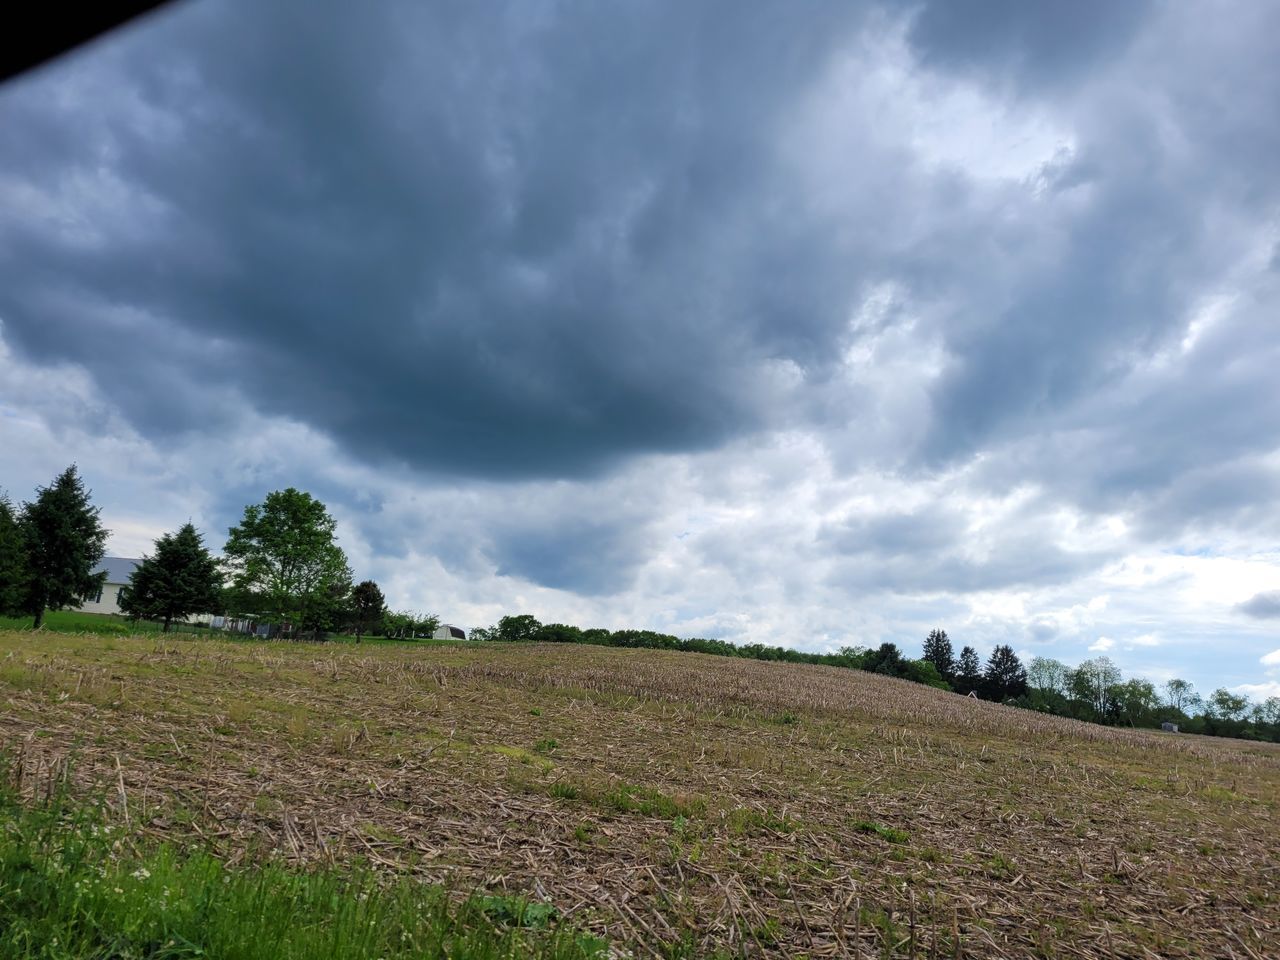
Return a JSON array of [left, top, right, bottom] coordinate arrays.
[[432, 624, 466, 640], [76, 557, 140, 616]]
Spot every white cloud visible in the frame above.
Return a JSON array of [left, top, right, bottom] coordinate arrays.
[[1234, 681, 1280, 700], [1089, 637, 1115, 652], [1261, 648, 1280, 667], [1128, 633, 1161, 647]]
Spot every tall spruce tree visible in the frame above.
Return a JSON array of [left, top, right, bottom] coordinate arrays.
[[121, 523, 223, 632], [0, 495, 28, 616], [922, 628, 956, 682], [982, 645, 1029, 701], [18, 465, 109, 628], [955, 645, 982, 696]]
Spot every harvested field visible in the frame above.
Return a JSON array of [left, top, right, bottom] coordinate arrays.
[[2, 630, 1277, 958]]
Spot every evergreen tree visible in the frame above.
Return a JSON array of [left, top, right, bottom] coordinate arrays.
[[921, 628, 955, 682], [0, 495, 28, 616], [18, 465, 109, 628], [982, 644, 1028, 701], [955, 645, 982, 695], [349, 580, 386, 642], [120, 523, 223, 632]]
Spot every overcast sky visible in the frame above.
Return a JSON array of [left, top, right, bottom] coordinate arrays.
[[2, 0, 1278, 699]]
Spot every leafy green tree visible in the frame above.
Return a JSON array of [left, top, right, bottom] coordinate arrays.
[[534, 622, 583, 643], [222, 488, 352, 636], [954, 645, 982, 695], [1069, 657, 1121, 719], [921, 628, 955, 681], [1027, 656, 1069, 695], [349, 580, 386, 643], [1112, 678, 1159, 727], [1163, 678, 1201, 715], [497, 614, 542, 643], [120, 523, 223, 632], [17, 466, 109, 629], [1207, 688, 1249, 721], [981, 645, 1028, 701], [0, 495, 28, 616]]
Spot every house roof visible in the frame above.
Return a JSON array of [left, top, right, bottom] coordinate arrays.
[[93, 556, 140, 584]]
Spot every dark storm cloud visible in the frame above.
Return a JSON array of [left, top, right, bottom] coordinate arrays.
[[1238, 592, 1280, 620], [0, 0, 879, 480], [906, 0, 1153, 91], [2, 0, 1279, 614]]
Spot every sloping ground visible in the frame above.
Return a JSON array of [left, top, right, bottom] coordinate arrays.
[[1, 631, 1276, 958]]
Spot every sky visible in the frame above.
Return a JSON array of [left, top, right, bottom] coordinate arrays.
[[1, 0, 1278, 701]]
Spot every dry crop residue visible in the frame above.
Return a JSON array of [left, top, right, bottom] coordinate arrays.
[[2, 632, 1277, 958]]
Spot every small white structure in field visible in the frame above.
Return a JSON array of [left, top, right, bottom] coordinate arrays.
[[1161, 721, 1180, 733], [433, 624, 466, 641]]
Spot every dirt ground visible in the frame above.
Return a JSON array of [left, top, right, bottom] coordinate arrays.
[[2, 631, 1276, 958]]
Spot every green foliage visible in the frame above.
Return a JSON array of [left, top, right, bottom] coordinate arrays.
[[981, 645, 1028, 701], [0, 772, 608, 960], [349, 580, 386, 641], [922, 628, 955, 681], [120, 523, 223, 631], [853, 820, 909, 844], [15, 465, 109, 629], [222, 488, 352, 634], [382, 609, 439, 639], [0, 495, 27, 617], [954, 645, 982, 695], [497, 614, 543, 643]]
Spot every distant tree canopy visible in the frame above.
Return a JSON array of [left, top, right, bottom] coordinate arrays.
[[15, 466, 109, 629], [349, 580, 386, 642], [120, 523, 223, 632], [222, 488, 352, 635]]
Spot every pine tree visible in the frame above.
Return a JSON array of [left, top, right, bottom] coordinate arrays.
[[350, 580, 386, 643], [982, 644, 1029, 702], [120, 523, 223, 632], [955, 645, 982, 696], [18, 465, 109, 628], [922, 628, 955, 682], [0, 495, 28, 616]]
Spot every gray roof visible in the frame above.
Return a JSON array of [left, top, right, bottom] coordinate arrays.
[[94, 557, 140, 584]]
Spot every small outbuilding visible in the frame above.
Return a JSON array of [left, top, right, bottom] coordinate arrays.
[[1161, 720, 1179, 733], [432, 624, 466, 641]]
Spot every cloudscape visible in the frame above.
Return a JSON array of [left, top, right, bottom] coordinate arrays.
[[1, 0, 1278, 697]]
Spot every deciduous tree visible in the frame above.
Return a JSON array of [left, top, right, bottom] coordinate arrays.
[[223, 488, 352, 637], [350, 580, 386, 642]]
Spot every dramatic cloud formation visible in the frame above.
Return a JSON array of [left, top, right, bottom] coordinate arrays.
[[1, 0, 1277, 694]]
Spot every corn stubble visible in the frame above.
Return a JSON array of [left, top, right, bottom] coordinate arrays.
[[1, 631, 1276, 958]]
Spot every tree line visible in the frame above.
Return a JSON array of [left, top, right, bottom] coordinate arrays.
[[0, 468, 423, 641], [4, 470, 1274, 741], [469, 617, 1280, 743]]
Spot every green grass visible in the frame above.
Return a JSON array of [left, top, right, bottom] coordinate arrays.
[[0, 609, 465, 647], [0, 773, 607, 960]]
